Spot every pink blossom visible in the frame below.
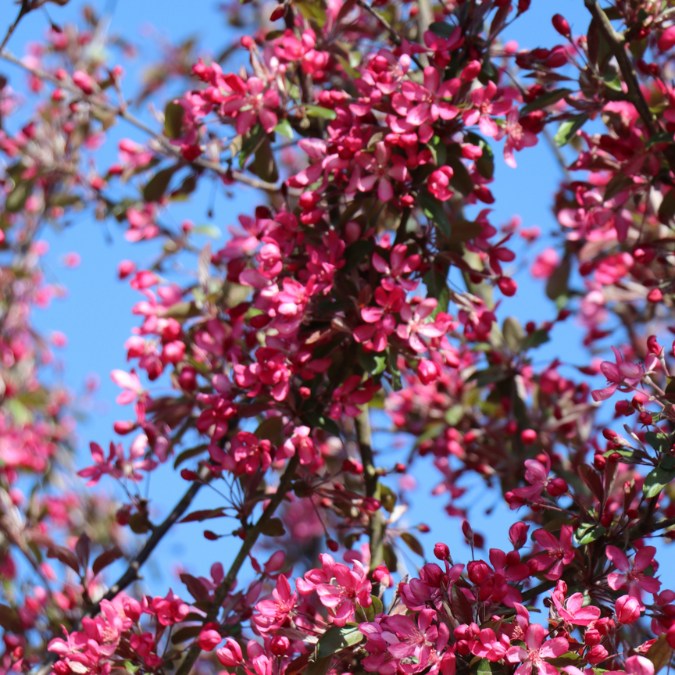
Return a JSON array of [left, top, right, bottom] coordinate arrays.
[[506, 623, 569, 675], [606, 545, 660, 599], [529, 526, 575, 580]]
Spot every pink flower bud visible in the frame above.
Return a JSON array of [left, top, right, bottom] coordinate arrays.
[[509, 522, 529, 549], [497, 276, 517, 297], [217, 639, 243, 667], [198, 625, 221, 651], [434, 542, 450, 560], [372, 564, 392, 587], [418, 359, 440, 384], [72, 70, 96, 95], [270, 635, 290, 656], [552, 14, 571, 38], [521, 429, 537, 445], [615, 595, 642, 624]]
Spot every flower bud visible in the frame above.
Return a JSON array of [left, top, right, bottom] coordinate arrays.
[[615, 595, 642, 624], [434, 542, 450, 560], [509, 522, 529, 549], [552, 14, 571, 38], [198, 625, 222, 651]]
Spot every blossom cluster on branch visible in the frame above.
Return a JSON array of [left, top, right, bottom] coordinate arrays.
[[0, 0, 674, 673]]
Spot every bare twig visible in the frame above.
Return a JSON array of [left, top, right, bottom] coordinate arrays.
[[87, 464, 211, 614], [354, 0, 423, 69], [0, 1, 31, 53], [174, 455, 300, 675]]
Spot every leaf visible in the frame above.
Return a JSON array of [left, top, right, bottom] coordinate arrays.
[[503, 317, 525, 352], [92, 546, 124, 576], [142, 165, 179, 202], [576, 522, 606, 546], [643, 456, 675, 499], [173, 445, 207, 469], [521, 88, 573, 115], [400, 532, 424, 557], [260, 517, 286, 537], [578, 465, 604, 502], [304, 105, 336, 120], [522, 329, 550, 351], [164, 101, 184, 139], [429, 21, 455, 38], [295, 0, 327, 27], [47, 545, 80, 573], [546, 253, 571, 300], [171, 624, 203, 645], [315, 625, 364, 660], [646, 635, 673, 673], [657, 189, 675, 226], [275, 119, 294, 139], [255, 416, 284, 444], [249, 135, 279, 182], [6, 181, 31, 213], [554, 115, 588, 147], [419, 190, 451, 238], [0, 604, 23, 633], [179, 508, 227, 523], [75, 534, 91, 569], [180, 573, 210, 603]]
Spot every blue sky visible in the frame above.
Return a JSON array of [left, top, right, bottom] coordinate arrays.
[[5, 0, 606, 591]]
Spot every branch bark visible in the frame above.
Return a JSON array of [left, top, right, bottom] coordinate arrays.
[[355, 408, 386, 571]]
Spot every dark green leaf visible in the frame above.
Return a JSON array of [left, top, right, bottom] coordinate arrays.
[[429, 21, 455, 38], [419, 190, 451, 238], [576, 522, 606, 546]]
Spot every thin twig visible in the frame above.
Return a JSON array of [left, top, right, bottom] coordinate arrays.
[[174, 455, 300, 675], [0, 49, 282, 193], [0, 1, 31, 53], [354, 0, 423, 69], [86, 464, 211, 615]]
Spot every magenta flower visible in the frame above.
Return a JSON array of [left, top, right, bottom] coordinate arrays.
[[529, 526, 575, 580], [606, 545, 660, 599], [591, 347, 645, 401], [551, 580, 601, 626], [506, 623, 569, 675]]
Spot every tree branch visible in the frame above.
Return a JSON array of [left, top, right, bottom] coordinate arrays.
[[174, 455, 300, 675], [584, 0, 655, 137]]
